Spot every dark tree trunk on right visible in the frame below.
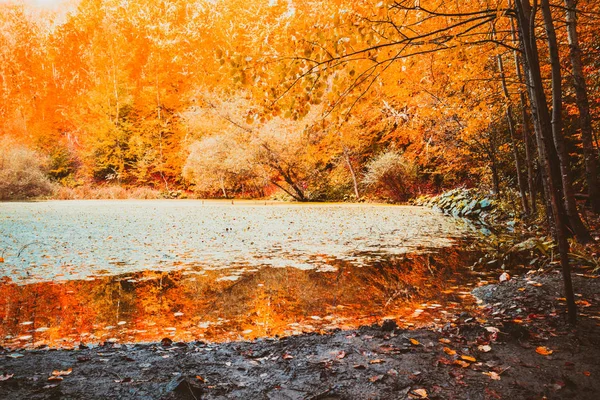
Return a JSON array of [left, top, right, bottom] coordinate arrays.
[[564, 0, 600, 214], [515, 0, 577, 324]]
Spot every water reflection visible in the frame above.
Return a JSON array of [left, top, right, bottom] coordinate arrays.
[[0, 245, 483, 349]]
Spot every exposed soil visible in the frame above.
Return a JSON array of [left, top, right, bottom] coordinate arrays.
[[1, 270, 598, 400]]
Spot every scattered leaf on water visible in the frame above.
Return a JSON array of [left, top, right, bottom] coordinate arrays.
[[196, 375, 205, 382], [48, 376, 63, 381], [0, 374, 14, 381], [282, 353, 294, 360], [499, 272, 510, 282], [7, 353, 24, 359], [536, 346, 553, 356]]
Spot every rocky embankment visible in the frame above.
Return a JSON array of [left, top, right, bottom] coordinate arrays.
[[414, 188, 505, 226]]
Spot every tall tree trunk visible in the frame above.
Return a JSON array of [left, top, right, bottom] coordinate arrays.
[[520, 94, 538, 214], [515, 0, 577, 324], [496, 45, 529, 214], [564, 0, 600, 214], [506, 108, 530, 214], [541, 0, 591, 243], [512, 18, 538, 214]]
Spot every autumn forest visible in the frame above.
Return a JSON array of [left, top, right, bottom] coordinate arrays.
[[0, 0, 596, 204], [2, 0, 600, 397]]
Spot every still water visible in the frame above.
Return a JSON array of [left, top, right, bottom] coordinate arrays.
[[0, 200, 480, 348]]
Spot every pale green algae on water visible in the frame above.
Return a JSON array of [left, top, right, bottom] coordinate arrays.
[[0, 200, 474, 284]]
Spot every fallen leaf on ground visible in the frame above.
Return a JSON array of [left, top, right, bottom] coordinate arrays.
[[282, 353, 294, 360], [409, 338, 420, 346], [196, 375, 204, 382], [48, 376, 63, 381], [7, 353, 24, 359], [437, 357, 453, 365], [336, 351, 346, 359], [409, 388, 428, 398], [583, 371, 591, 377], [369, 374, 384, 382], [369, 359, 385, 364], [43, 384, 59, 389], [484, 388, 502, 399], [454, 360, 470, 368], [478, 345, 492, 353], [439, 338, 451, 344], [536, 346, 553, 356], [483, 371, 501, 380], [0, 374, 13, 381], [443, 347, 456, 356], [499, 272, 510, 282], [52, 368, 72, 376], [461, 355, 476, 362]]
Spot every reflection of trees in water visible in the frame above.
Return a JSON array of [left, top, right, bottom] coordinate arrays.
[[0, 245, 479, 348]]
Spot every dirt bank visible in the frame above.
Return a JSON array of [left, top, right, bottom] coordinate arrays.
[[1, 270, 598, 400]]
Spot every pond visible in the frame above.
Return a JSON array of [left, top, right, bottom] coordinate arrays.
[[0, 200, 483, 348]]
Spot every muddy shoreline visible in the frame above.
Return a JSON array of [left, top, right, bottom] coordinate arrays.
[[1, 270, 598, 400]]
